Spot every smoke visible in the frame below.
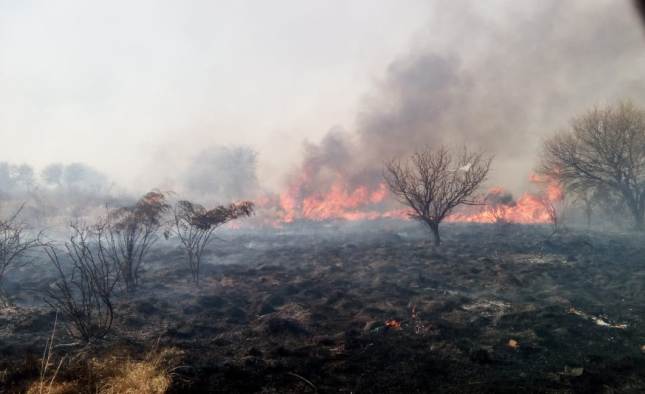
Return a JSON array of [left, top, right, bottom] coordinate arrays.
[[0, 163, 35, 198], [0, 161, 121, 227], [291, 0, 645, 195], [183, 145, 259, 202]]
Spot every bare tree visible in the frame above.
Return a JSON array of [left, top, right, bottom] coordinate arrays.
[[104, 191, 170, 293], [0, 204, 41, 305], [384, 146, 492, 245], [44, 223, 119, 341], [171, 200, 254, 284], [540, 101, 645, 230]]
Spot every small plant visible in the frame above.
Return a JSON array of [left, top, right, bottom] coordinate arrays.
[[484, 189, 516, 231], [171, 200, 254, 284], [104, 191, 170, 293], [541, 194, 567, 240], [0, 204, 41, 305], [45, 223, 119, 342]]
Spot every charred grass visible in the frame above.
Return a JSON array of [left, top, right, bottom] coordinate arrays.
[[2, 223, 645, 392]]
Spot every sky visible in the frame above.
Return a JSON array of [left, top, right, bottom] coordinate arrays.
[[0, 0, 432, 191], [1, 0, 644, 195]]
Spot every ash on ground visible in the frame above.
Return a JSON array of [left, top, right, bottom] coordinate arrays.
[[2, 222, 645, 393]]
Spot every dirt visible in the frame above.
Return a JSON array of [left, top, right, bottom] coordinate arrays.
[[2, 222, 645, 393]]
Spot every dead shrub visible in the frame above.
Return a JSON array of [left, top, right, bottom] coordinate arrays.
[[0, 204, 41, 305], [106, 191, 170, 293], [44, 223, 119, 342], [171, 200, 254, 284]]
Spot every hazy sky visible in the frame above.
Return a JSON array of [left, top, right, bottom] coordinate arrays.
[[1, 1, 643, 195], [0, 0, 432, 190]]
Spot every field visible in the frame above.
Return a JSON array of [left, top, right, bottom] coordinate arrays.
[[2, 222, 645, 393]]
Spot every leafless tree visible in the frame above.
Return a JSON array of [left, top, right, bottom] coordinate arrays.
[[104, 191, 170, 292], [44, 223, 119, 341], [0, 204, 41, 305], [384, 146, 492, 245], [568, 186, 596, 228], [171, 200, 254, 284], [540, 101, 645, 230]]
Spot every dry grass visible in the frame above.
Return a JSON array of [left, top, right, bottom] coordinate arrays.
[[25, 344, 181, 394], [96, 348, 181, 394], [26, 314, 68, 394], [26, 381, 78, 394]]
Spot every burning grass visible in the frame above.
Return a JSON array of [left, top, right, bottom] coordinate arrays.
[[255, 173, 564, 228]]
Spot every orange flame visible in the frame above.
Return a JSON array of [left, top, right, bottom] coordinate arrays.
[[385, 319, 402, 330], [447, 175, 564, 223], [254, 172, 564, 226], [264, 174, 391, 223]]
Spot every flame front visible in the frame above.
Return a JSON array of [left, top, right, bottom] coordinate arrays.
[[256, 171, 564, 226], [270, 175, 391, 223], [447, 191, 560, 224]]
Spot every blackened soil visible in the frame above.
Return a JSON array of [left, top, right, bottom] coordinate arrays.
[[2, 223, 645, 393]]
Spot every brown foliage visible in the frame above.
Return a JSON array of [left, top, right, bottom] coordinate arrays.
[[172, 200, 254, 284], [106, 191, 170, 292]]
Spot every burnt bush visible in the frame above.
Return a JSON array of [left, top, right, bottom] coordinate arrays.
[[45, 223, 119, 342]]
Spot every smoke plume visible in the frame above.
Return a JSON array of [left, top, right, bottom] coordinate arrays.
[[290, 0, 645, 196]]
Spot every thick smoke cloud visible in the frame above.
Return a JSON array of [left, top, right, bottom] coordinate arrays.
[[294, 0, 645, 194]]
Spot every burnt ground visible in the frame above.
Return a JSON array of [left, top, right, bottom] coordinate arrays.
[[2, 221, 645, 393]]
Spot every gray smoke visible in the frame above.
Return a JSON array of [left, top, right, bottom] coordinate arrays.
[[292, 0, 645, 195], [183, 145, 259, 202]]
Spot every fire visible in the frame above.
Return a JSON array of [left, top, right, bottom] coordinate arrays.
[[255, 171, 564, 226], [385, 319, 402, 330], [447, 175, 564, 224], [262, 172, 392, 223], [301, 182, 387, 221], [449, 193, 548, 223]]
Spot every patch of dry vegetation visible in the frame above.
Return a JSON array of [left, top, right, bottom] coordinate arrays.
[[95, 347, 181, 394], [25, 382, 77, 394], [25, 347, 181, 394]]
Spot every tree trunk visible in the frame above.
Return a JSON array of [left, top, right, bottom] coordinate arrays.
[[584, 204, 592, 228], [635, 211, 645, 232], [188, 251, 198, 284], [429, 222, 441, 246], [627, 202, 645, 231]]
